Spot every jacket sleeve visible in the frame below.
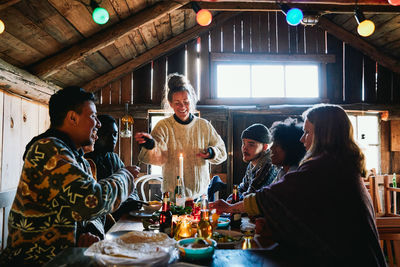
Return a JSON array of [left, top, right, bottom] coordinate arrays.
[[206, 121, 227, 165], [138, 121, 169, 166], [24, 138, 134, 222]]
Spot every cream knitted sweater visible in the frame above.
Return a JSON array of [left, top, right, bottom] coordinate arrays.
[[138, 115, 227, 199]]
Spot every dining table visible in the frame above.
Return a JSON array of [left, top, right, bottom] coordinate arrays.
[[44, 213, 303, 267]]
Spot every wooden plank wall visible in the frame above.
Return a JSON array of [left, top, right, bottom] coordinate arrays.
[[0, 91, 50, 250], [96, 11, 400, 175]]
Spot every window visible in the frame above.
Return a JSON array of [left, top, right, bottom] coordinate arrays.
[[216, 63, 319, 98], [348, 114, 380, 172]]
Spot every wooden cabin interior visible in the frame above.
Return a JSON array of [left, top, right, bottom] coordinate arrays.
[[1, 0, 400, 251]]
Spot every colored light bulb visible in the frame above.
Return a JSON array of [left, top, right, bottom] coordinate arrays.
[[357, 20, 375, 37], [286, 8, 303, 26], [389, 0, 400, 6], [92, 7, 109, 25], [196, 9, 212, 26], [0, 20, 4, 34]]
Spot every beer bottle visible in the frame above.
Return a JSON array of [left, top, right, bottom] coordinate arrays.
[[197, 195, 212, 239], [159, 192, 172, 236], [175, 176, 185, 207], [230, 184, 241, 229]]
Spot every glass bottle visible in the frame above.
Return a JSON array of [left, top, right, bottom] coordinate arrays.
[[159, 192, 172, 236], [197, 195, 212, 239], [120, 102, 134, 138], [393, 173, 397, 188], [175, 176, 185, 207], [230, 184, 242, 229]]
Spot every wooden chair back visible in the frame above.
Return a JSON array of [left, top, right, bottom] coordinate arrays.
[[364, 169, 384, 216], [379, 232, 400, 267], [134, 174, 162, 202], [0, 189, 16, 250], [383, 174, 400, 217]]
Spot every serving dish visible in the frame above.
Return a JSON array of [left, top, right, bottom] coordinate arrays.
[[177, 238, 217, 261], [143, 200, 162, 212], [217, 217, 230, 228], [212, 229, 243, 249]]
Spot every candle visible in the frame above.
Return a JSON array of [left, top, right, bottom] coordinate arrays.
[[179, 153, 184, 179]]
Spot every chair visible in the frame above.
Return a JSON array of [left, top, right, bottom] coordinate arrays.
[[134, 174, 162, 202], [379, 232, 400, 267], [383, 174, 400, 217], [0, 189, 16, 250], [363, 169, 384, 216]]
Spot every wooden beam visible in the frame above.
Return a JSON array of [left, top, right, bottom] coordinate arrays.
[[0, 0, 20, 11], [29, 1, 189, 79], [211, 53, 336, 63], [83, 12, 241, 92], [317, 16, 400, 74], [186, 2, 400, 13], [0, 58, 59, 104]]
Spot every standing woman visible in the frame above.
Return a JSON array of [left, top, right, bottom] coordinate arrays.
[[135, 73, 227, 200], [211, 104, 385, 266]]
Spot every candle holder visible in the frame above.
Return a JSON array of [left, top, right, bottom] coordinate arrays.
[[174, 215, 193, 240]]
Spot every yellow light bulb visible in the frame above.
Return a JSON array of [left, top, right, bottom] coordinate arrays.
[[0, 20, 5, 34], [357, 20, 375, 37]]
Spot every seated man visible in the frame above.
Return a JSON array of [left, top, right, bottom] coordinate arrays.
[[0, 86, 136, 266], [85, 114, 141, 221], [228, 123, 279, 201]]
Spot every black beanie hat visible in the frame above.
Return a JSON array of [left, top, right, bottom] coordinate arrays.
[[241, 123, 271, 144]]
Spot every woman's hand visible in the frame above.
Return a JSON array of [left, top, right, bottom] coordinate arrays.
[[77, 232, 100, 247], [196, 149, 210, 159], [134, 132, 152, 144], [209, 199, 231, 214], [125, 165, 140, 178]]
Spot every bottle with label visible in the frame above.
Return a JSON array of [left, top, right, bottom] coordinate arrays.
[[394, 173, 397, 188], [197, 194, 212, 239], [159, 192, 172, 236], [175, 176, 185, 207], [230, 184, 242, 229]]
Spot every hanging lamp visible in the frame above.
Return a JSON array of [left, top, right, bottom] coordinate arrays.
[[90, 0, 109, 25], [191, 2, 212, 27], [280, 4, 303, 26], [388, 0, 400, 6], [355, 8, 375, 37], [0, 19, 4, 34], [120, 103, 134, 138]]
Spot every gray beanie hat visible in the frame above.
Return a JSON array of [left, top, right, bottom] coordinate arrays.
[[241, 123, 271, 144]]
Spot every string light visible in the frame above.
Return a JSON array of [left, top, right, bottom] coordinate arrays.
[[90, 0, 109, 25], [388, 0, 400, 6], [191, 2, 212, 27], [0, 20, 4, 34], [355, 9, 375, 37], [280, 4, 303, 26]]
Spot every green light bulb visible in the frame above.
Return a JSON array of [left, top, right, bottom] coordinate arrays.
[[92, 7, 109, 25]]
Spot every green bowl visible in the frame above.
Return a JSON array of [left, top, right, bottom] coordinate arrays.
[[177, 238, 217, 260]]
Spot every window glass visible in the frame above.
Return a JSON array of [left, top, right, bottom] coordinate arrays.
[[217, 65, 250, 97], [252, 65, 284, 97], [285, 65, 319, 97]]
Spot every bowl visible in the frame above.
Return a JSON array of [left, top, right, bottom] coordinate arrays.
[[217, 217, 230, 228], [143, 201, 162, 212], [212, 229, 243, 249], [177, 238, 217, 260]]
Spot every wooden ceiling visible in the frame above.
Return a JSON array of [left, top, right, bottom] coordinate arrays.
[[1, 0, 400, 103]]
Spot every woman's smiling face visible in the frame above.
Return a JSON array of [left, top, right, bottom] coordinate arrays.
[[170, 91, 191, 121]]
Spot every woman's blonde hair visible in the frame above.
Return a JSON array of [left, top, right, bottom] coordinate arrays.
[[302, 104, 366, 176], [162, 73, 198, 113]]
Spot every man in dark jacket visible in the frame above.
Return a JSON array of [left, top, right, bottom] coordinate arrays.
[[85, 114, 141, 221]]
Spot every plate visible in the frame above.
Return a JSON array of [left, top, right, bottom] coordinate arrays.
[[105, 230, 132, 240], [129, 210, 153, 218], [212, 229, 243, 249], [217, 217, 230, 228]]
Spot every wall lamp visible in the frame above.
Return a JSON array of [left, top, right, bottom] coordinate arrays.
[[91, 0, 109, 25], [280, 3, 303, 26], [0, 19, 4, 34], [191, 2, 212, 27], [354, 8, 375, 37]]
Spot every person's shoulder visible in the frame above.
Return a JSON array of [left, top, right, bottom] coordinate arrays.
[[25, 137, 73, 164], [31, 136, 69, 151]]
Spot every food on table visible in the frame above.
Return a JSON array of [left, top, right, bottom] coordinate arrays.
[[182, 238, 211, 249], [212, 231, 242, 243]]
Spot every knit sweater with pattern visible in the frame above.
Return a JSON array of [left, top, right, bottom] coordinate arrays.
[[138, 115, 227, 199], [0, 135, 134, 266]]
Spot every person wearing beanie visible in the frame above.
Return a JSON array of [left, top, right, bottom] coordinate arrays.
[[227, 123, 279, 201]]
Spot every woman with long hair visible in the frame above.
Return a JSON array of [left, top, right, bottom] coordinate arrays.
[[211, 104, 385, 266]]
